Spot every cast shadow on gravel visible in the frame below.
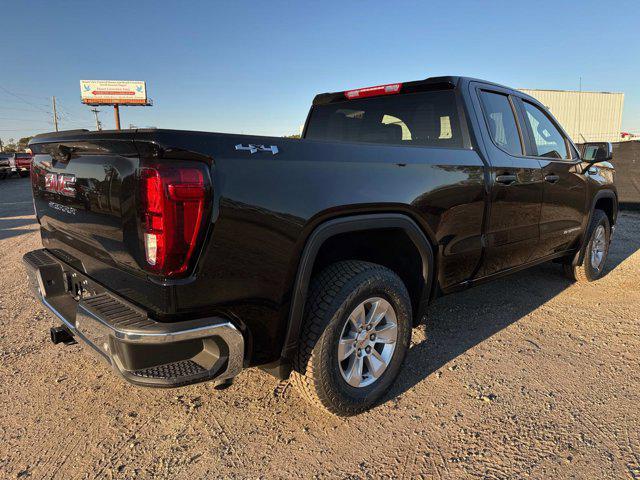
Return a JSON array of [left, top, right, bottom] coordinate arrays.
[[0, 217, 37, 240], [384, 226, 640, 405], [0, 177, 38, 239]]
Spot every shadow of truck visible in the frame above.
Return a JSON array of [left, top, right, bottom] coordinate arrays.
[[389, 211, 640, 400]]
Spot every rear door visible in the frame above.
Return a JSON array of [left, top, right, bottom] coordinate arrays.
[[515, 97, 587, 257], [469, 83, 544, 276]]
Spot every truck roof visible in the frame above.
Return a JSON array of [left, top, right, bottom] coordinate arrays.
[[312, 75, 525, 105]]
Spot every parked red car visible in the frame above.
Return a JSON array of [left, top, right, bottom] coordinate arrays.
[[14, 153, 32, 178]]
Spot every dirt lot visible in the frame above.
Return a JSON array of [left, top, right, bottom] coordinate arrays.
[[0, 175, 638, 479]]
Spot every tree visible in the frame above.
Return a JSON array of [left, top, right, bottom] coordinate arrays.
[[3, 138, 17, 153], [17, 136, 34, 151]]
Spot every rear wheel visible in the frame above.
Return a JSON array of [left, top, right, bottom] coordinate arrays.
[[564, 209, 611, 282], [0, 173, 6, 180], [19, 171, 30, 178], [291, 261, 412, 416]]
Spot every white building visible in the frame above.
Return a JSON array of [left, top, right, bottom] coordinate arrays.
[[518, 89, 624, 143]]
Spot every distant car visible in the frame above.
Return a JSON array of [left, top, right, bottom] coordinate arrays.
[[0, 153, 13, 179], [13, 153, 32, 177]]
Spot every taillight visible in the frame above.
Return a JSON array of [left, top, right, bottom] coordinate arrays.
[[344, 83, 402, 100], [139, 162, 211, 277]]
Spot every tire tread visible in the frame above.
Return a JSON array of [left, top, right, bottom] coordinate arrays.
[[564, 209, 610, 282], [291, 261, 409, 415]]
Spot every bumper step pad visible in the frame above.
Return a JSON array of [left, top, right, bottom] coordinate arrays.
[[130, 360, 206, 380], [81, 293, 151, 330], [24, 249, 59, 268]]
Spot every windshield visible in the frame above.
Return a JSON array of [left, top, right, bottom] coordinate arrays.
[[305, 90, 462, 148]]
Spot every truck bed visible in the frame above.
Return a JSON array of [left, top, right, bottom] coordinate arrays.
[[29, 128, 486, 364]]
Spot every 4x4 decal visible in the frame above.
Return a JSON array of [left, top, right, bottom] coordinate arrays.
[[235, 144, 279, 155]]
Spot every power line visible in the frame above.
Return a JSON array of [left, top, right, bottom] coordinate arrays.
[[56, 111, 89, 125], [55, 102, 80, 118], [52, 114, 93, 128], [0, 106, 53, 115], [9, 97, 92, 130], [0, 93, 50, 107], [0, 116, 53, 123], [0, 97, 51, 111], [0, 128, 39, 131], [54, 100, 97, 129], [1, 91, 50, 101], [0, 84, 52, 114], [57, 101, 96, 123]]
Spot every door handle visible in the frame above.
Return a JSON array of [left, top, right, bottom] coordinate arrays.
[[544, 174, 560, 184], [495, 174, 517, 185]]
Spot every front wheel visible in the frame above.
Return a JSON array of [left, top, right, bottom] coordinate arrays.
[[291, 261, 412, 416], [564, 209, 611, 282]]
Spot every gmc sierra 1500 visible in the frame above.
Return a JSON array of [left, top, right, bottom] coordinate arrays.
[[23, 76, 616, 415]]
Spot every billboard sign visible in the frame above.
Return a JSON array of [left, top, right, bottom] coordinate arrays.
[[80, 80, 148, 105]]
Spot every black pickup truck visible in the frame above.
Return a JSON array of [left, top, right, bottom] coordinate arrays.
[[23, 76, 616, 415]]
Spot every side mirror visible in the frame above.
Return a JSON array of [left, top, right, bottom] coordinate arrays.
[[580, 142, 613, 162]]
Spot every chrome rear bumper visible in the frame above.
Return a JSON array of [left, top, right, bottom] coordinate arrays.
[[23, 249, 244, 387]]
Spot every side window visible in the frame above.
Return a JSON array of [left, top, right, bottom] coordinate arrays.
[[439, 116, 453, 139], [479, 91, 523, 156], [522, 101, 569, 159]]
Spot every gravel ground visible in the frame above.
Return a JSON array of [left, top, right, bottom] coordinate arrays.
[[0, 175, 638, 479]]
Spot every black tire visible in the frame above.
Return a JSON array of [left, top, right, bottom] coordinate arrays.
[[19, 171, 30, 178], [291, 261, 412, 416], [0, 173, 6, 180], [564, 209, 611, 282]]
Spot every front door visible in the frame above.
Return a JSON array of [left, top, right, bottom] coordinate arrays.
[[469, 85, 544, 277], [517, 99, 587, 257]]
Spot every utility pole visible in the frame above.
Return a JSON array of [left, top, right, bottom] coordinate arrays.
[[577, 76, 582, 141], [0, 138, 3, 152], [91, 108, 102, 131], [52, 96, 59, 132]]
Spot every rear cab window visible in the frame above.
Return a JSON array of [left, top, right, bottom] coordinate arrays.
[[304, 90, 463, 148], [478, 91, 524, 156]]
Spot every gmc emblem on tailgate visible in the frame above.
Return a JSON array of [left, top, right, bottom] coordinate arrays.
[[44, 173, 76, 197]]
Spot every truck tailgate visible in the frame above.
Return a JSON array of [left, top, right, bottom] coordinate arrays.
[[29, 131, 174, 314]]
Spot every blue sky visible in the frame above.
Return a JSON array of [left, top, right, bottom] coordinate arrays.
[[1, 0, 638, 142]]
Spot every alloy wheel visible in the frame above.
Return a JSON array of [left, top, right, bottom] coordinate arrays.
[[591, 224, 607, 271], [337, 297, 398, 388]]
